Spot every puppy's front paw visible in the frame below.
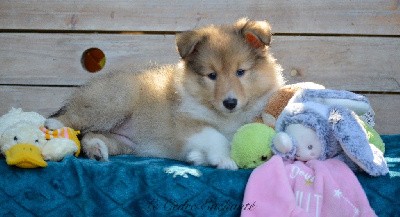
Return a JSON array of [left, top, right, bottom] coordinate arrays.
[[186, 150, 206, 166], [82, 137, 109, 161], [45, 118, 65, 130], [215, 157, 238, 170]]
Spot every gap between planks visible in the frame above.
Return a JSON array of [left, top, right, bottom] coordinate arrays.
[[1, 29, 400, 38]]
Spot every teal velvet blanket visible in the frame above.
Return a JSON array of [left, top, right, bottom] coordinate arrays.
[[0, 135, 399, 217]]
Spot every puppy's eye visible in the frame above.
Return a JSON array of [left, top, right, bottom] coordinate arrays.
[[14, 136, 18, 142], [207, 72, 217, 80], [308, 145, 313, 150], [236, 69, 246, 77]]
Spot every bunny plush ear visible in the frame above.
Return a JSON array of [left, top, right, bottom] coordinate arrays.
[[329, 106, 388, 176], [290, 89, 371, 116]]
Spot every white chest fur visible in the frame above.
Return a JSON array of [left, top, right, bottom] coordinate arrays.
[[178, 90, 271, 140]]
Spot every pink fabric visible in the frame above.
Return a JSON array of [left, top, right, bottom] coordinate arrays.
[[241, 156, 376, 217], [63, 127, 69, 139]]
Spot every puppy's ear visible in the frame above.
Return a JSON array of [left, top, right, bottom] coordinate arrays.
[[236, 18, 272, 49], [176, 31, 204, 59]]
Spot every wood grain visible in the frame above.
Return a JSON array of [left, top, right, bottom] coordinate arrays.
[[1, 0, 399, 35], [0, 86, 398, 134], [0, 33, 178, 86], [272, 36, 400, 91], [1, 33, 399, 92], [367, 94, 400, 135], [0, 86, 76, 117]]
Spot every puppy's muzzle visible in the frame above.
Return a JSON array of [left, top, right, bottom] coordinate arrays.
[[223, 98, 238, 110]]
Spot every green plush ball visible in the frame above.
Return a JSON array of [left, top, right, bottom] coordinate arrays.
[[359, 119, 385, 154], [231, 123, 276, 169]]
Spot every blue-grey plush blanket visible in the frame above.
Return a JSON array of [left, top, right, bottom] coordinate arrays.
[[0, 135, 399, 217]]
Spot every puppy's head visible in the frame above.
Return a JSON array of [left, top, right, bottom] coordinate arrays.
[[176, 18, 283, 114]]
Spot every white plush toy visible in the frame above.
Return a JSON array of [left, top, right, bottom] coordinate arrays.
[[0, 108, 80, 168], [271, 89, 388, 176]]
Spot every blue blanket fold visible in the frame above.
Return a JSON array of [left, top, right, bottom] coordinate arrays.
[[357, 135, 400, 217], [0, 135, 399, 217]]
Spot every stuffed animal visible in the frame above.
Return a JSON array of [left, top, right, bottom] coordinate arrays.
[[231, 123, 275, 169], [255, 82, 325, 128], [0, 108, 80, 168], [40, 126, 81, 161], [358, 117, 385, 154], [271, 89, 388, 176], [2, 122, 49, 168], [258, 82, 377, 129]]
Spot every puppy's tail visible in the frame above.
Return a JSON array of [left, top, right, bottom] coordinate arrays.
[[49, 105, 68, 118]]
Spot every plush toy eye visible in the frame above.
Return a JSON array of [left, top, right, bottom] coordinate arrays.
[[207, 72, 217, 80], [236, 69, 246, 77], [35, 139, 39, 143], [261, 155, 268, 161], [308, 145, 313, 150], [13, 136, 18, 142]]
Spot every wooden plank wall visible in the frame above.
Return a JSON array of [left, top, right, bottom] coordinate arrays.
[[1, 0, 399, 134]]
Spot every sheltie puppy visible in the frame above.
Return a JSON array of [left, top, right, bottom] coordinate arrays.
[[46, 18, 284, 169]]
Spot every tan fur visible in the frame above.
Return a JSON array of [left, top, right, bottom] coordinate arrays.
[[46, 19, 284, 169], [255, 82, 325, 127]]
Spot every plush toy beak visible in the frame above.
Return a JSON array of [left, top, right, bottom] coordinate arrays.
[[5, 144, 47, 168]]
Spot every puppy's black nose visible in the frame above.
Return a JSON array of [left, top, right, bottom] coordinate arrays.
[[223, 98, 238, 110]]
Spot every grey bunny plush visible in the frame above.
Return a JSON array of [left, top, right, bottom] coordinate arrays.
[[272, 89, 388, 176]]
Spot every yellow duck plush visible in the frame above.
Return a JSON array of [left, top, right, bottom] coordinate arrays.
[[2, 122, 48, 168], [0, 108, 80, 168]]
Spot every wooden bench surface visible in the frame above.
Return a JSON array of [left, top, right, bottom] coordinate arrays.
[[1, 0, 399, 134]]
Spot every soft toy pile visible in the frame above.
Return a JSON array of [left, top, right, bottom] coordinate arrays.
[[271, 88, 388, 176], [0, 108, 80, 168], [236, 85, 388, 217], [231, 84, 387, 172]]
